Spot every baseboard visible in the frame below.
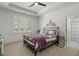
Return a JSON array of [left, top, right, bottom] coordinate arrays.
[[4, 40, 23, 45]]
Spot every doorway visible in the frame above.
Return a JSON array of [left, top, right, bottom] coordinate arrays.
[[67, 16, 79, 48]]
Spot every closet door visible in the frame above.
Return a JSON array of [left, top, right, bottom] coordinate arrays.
[[67, 16, 79, 48]]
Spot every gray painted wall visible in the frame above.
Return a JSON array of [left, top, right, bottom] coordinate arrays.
[[1, 3, 79, 44], [39, 3, 79, 37], [0, 8, 38, 44]]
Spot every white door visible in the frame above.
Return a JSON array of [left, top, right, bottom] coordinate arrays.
[[67, 16, 79, 48]]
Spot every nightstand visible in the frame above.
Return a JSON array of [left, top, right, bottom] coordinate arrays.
[[57, 36, 65, 48]]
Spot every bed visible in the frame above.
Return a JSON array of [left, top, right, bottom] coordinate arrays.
[[23, 20, 59, 56]]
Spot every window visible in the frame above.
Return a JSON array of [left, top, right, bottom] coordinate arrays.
[[13, 15, 29, 33]]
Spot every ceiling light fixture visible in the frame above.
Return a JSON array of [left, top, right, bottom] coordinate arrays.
[[29, 2, 46, 7], [35, 2, 38, 5]]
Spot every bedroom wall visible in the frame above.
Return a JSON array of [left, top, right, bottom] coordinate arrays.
[[39, 3, 79, 37], [0, 7, 38, 44]]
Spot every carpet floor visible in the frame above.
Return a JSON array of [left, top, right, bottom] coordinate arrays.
[[4, 41, 79, 56]]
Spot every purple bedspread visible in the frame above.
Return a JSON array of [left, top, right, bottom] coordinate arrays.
[[33, 36, 46, 51]]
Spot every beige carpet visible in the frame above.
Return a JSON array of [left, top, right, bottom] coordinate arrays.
[[4, 41, 79, 56]]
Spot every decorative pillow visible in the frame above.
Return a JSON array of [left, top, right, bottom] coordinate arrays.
[[40, 30, 45, 36], [46, 30, 56, 38], [48, 31, 54, 35], [40, 30, 43, 34]]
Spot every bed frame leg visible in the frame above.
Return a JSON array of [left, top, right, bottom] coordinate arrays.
[[34, 51, 40, 56], [34, 52, 37, 56]]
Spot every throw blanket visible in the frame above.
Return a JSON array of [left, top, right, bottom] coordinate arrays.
[[33, 36, 46, 51]]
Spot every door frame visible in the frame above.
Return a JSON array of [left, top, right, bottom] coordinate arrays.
[[66, 16, 79, 48]]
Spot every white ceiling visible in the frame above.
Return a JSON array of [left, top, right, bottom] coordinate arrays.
[[10, 2, 61, 13], [0, 2, 77, 16]]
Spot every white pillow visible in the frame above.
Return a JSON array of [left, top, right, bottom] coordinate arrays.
[[48, 31, 53, 34], [40, 30, 45, 36], [48, 31, 55, 35], [47, 30, 56, 37], [40, 30, 43, 34]]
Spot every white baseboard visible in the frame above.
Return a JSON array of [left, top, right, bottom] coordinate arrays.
[[4, 40, 23, 45]]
